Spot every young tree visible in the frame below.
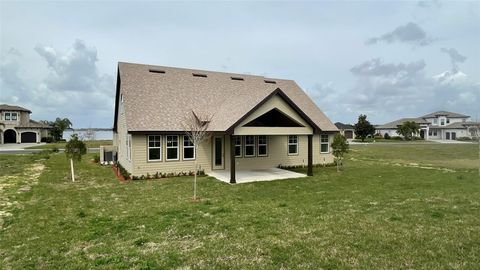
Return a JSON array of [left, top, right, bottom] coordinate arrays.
[[331, 133, 349, 172], [183, 111, 212, 201], [47, 118, 73, 141], [396, 121, 420, 140], [354, 114, 375, 142], [65, 134, 87, 182]]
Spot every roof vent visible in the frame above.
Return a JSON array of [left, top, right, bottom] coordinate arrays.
[[231, 77, 244, 81], [264, 80, 276, 84], [149, 69, 165, 74], [192, 73, 207, 78]]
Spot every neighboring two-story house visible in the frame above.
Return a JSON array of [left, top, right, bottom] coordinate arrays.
[[0, 104, 51, 144], [376, 111, 478, 140]]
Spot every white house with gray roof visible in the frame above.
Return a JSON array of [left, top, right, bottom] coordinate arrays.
[[112, 62, 338, 183], [376, 111, 478, 140]]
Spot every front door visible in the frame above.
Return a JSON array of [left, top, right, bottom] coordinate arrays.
[[213, 136, 224, 170], [452, 132, 456, 140], [446, 132, 450, 140], [420, 130, 425, 139]]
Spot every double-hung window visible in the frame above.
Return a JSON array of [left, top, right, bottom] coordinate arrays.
[[4, 113, 11, 121], [183, 136, 195, 160], [11, 113, 17, 121], [320, 134, 329, 153], [244, 135, 255, 157], [166, 135, 179, 161], [288, 135, 298, 155], [234, 136, 242, 157], [148, 135, 162, 161], [257, 135, 268, 156]]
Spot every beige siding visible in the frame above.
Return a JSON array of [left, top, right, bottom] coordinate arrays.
[[222, 134, 334, 171], [130, 134, 212, 176], [115, 99, 133, 173]]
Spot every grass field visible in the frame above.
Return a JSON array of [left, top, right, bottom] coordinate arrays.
[[26, 140, 112, 150], [0, 144, 479, 269]]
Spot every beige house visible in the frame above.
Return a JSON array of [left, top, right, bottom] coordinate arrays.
[[0, 104, 51, 144], [113, 62, 338, 183]]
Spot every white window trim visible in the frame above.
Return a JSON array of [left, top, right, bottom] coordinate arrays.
[[147, 135, 162, 162], [183, 135, 195, 161], [234, 136, 242, 158], [257, 135, 268, 157], [11, 112, 18, 121], [288, 135, 298, 156], [5, 112, 11, 121], [320, 134, 329, 154], [166, 135, 179, 161], [244, 135, 256, 157]]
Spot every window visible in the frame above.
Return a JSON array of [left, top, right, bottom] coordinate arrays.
[[183, 136, 195, 160], [5, 112, 11, 121], [446, 119, 450, 124], [428, 131, 432, 136], [288, 135, 298, 155], [433, 118, 438, 125], [126, 134, 132, 161], [434, 131, 437, 136], [257, 135, 268, 156], [166, 135, 179, 160], [11, 113, 17, 121], [244, 135, 255, 157], [440, 119, 445, 126], [148, 135, 162, 161], [320, 134, 329, 153], [234, 136, 242, 157]]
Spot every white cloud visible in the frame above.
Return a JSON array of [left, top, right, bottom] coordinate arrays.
[[0, 39, 115, 127]]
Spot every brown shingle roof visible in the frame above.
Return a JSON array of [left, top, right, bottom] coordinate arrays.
[[16, 120, 51, 129], [0, 104, 31, 113], [117, 62, 338, 132]]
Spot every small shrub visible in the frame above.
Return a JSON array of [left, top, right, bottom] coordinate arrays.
[[93, 154, 100, 163], [116, 162, 131, 180], [392, 136, 403, 140], [456, 137, 472, 141], [374, 134, 383, 139], [384, 133, 391, 139]]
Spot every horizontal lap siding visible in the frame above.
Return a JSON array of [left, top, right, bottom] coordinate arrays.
[[131, 134, 212, 176], [224, 135, 334, 170], [115, 106, 133, 173]]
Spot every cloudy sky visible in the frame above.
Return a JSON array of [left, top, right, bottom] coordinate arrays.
[[1, 0, 479, 128]]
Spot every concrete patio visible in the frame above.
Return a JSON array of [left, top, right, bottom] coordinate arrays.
[[208, 168, 307, 184]]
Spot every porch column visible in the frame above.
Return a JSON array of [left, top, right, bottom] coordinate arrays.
[[230, 135, 236, 184], [307, 134, 313, 176]]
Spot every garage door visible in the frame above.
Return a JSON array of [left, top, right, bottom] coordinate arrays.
[[344, 130, 353, 139], [21, 132, 37, 143]]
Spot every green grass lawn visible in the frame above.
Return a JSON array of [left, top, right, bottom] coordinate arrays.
[[0, 144, 479, 269], [26, 140, 112, 149]]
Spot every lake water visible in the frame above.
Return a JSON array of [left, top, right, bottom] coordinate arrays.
[[63, 129, 113, 141]]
